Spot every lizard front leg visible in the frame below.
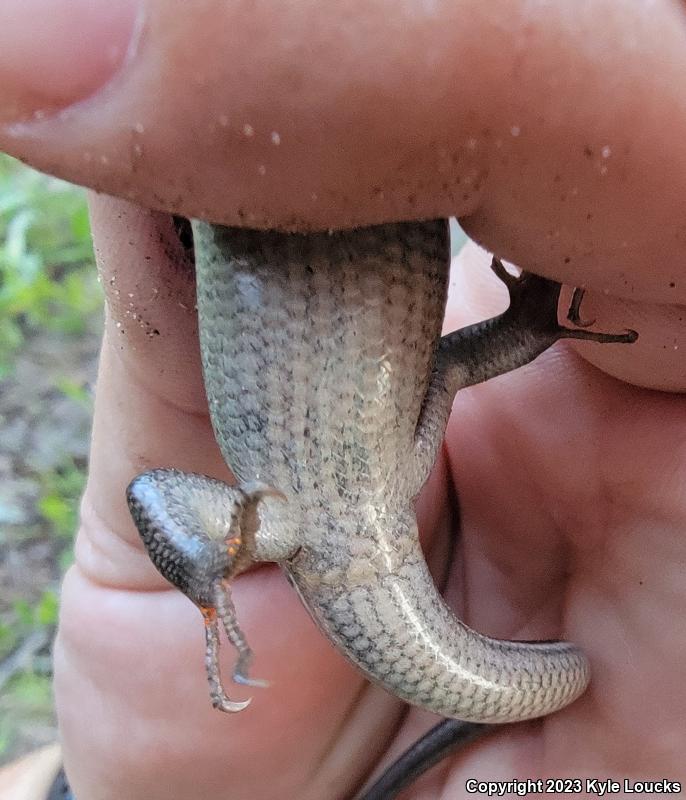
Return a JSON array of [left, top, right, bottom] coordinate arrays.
[[126, 469, 294, 712]]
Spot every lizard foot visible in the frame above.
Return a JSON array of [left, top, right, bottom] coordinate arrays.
[[201, 580, 269, 712], [202, 605, 252, 712], [491, 256, 638, 345]]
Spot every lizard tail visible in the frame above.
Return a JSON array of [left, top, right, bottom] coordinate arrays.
[[289, 534, 589, 723]]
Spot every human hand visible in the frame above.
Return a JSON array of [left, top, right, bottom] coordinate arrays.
[[1, 1, 685, 798]]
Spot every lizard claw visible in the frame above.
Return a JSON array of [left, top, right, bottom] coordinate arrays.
[[212, 695, 253, 713], [566, 287, 596, 328], [560, 286, 638, 343], [240, 481, 288, 503]]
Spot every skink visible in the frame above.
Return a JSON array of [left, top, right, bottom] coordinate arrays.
[[127, 219, 635, 723]]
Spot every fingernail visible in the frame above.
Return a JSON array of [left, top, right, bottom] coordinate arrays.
[[0, 0, 141, 124]]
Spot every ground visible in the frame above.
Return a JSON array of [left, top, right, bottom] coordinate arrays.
[[0, 155, 102, 764]]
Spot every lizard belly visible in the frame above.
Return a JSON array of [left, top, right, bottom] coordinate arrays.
[[193, 220, 448, 517], [191, 218, 591, 722]]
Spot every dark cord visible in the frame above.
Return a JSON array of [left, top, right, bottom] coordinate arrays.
[[356, 720, 494, 800], [46, 767, 75, 800]]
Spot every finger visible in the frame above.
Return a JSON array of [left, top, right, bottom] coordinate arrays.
[[0, 1, 685, 302], [78, 196, 208, 587]]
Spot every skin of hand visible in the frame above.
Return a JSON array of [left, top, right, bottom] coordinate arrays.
[[2, 1, 686, 798]]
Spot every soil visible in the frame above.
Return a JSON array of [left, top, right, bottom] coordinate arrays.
[[0, 311, 102, 763]]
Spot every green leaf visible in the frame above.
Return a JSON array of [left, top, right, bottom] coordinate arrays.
[[0, 622, 17, 659], [37, 457, 87, 539], [0, 723, 11, 757], [59, 545, 75, 572], [8, 671, 53, 709], [56, 377, 92, 409], [35, 591, 59, 627], [12, 599, 33, 626], [0, 153, 101, 373]]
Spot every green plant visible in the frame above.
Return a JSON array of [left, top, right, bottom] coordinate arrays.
[[0, 155, 100, 376], [38, 457, 87, 541], [12, 590, 59, 630]]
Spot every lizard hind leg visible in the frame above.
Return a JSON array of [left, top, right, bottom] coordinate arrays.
[[412, 258, 638, 489], [126, 468, 277, 711]]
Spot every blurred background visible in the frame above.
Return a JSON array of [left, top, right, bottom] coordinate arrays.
[[0, 154, 102, 764], [0, 155, 467, 765]]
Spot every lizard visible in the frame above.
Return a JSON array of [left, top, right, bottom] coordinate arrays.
[[126, 218, 636, 724]]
